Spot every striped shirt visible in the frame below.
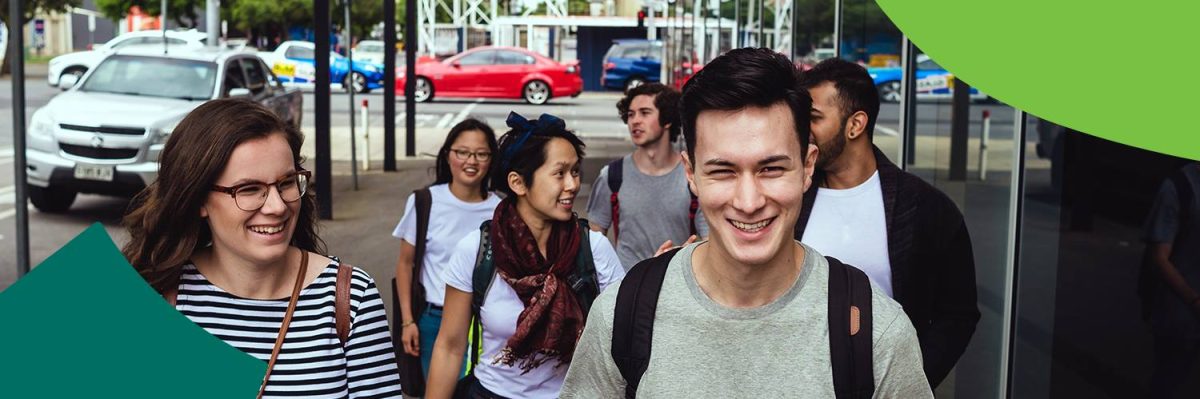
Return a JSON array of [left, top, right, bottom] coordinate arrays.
[[176, 261, 403, 398]]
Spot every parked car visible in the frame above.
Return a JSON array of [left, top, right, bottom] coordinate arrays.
[[601, 39, 662, 91], [259, 40, 385, 93], [26, 47, 302, 213], [395, 46, 582, 105], [353, 40, 387, 65], [46, 29, 207, 88], [868, 54, 987, 102]]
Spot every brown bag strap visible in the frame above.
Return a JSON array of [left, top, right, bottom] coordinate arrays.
[[334, 263, 354, 344], [257, 250, 310, 399]]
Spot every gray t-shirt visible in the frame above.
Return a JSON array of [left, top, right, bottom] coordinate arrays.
[[561, 242, 933, 398], [586, 155, 710, 270], [1143, 163, 1200, 336]]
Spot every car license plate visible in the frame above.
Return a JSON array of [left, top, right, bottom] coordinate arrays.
[[74, 164, 114, 182]]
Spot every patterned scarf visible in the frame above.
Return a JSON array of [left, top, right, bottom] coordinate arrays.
[[489, 197, 584, 372]]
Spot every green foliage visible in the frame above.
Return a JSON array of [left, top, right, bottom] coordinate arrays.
[[93, 0, 204, 27], [0, 0, 81, 26]]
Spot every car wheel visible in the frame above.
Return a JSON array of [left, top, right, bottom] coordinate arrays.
[[29, 185, 76, 213], [348, 72, 371, 93], [624, 77, 645, 93], [523, 80, 551, 105], [878, 81, 902, 103], [414, 77, 433, 102]]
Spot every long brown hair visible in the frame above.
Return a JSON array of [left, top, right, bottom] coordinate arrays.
[[122, 98, 326, 293]]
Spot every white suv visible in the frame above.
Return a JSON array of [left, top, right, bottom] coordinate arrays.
[[46, 29, 207, 88]]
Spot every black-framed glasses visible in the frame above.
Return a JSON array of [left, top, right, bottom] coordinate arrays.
[[451, 148, 492, 162], [211, 170, 311, 212]]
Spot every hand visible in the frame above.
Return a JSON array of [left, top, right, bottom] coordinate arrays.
[[401, 322, 420, 357], [654, 235, 698, 257]]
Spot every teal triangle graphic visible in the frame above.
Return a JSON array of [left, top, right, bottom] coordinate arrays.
[[0, 223, 265, 397]]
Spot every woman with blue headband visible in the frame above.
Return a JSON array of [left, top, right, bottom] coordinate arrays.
[[425, 112, 626, 399]]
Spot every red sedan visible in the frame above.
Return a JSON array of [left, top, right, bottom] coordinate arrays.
[[396, 46, 583, 105]]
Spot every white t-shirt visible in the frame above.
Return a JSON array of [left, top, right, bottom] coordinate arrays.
[[444, 227, 626, 399], [800, 170, 894, 297], [392, 184, 502, 306]]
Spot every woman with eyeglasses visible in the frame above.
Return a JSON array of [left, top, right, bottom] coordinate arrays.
[[392, 119, 500, 382], [123, 99, 402, 399], [424, 112, 626, 399]]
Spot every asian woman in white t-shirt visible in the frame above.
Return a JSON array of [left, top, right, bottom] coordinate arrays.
[[393, 119, 501, 377], [425, 113, 625, 399]]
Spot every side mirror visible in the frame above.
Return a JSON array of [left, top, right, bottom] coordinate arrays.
[[452, 61, 462, 68], [229, 88, 252, 97], [59, 74, 80, 90]]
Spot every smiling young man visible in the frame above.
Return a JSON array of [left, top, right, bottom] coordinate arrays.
[[796, 58, 980, 388], [560, 48, 932, 397], [586, 83, 708, 270]]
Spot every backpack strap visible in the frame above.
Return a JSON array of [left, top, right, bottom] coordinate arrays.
[[687, 193, 699, 237], [468, 220, 498, 369], [607, 158, 624, 240], [570, 218, 601, 315], [826, 256, 875, 399], [611, 248, 679, 399], [410, 187, 433, 312], [335, 262, 354, 345], [1170, 170, 1194, 243]]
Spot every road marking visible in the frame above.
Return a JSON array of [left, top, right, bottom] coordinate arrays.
[[451, 99, 482, 126], [0, 204, 33, 222], [876, 125, 900, 137], [435, 113, 454, 129]]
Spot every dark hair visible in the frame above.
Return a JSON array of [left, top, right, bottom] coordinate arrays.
[[799, 57, 880, 141], [435, 118, 498, 197], [616, 83, 682, 142], [680, 48, 812, 161], [122, 98, 325, 293], [491, 114, 586, 198]]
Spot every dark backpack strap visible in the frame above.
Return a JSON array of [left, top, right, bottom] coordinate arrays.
[[571, 218, 601, 315], [335, 263, 354, 345], [1170, 170, 1194, 242], [468, 220, 497, 368], [607, 158, 624, 240], [687, 193, 699, 237], [612, 248, 680, 399], [826, 256, 875, 399], [410, 188, 433, 315]]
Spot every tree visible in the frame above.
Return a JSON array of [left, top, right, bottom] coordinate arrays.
[[0, 0, 82, 75], [94, 0, 205, 27]]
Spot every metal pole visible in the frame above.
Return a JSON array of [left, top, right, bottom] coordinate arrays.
[[900, 37, 916, 167], [832, 0, 841, 58], [10, 0, 30, 276], [345, 0, 358, 190], [206, 0, 219, 48], [384, 0, 396, 171], [406, 0, 419, 157], [979, 109, 991, 181], [316, 0, 333, 219], [362, 99, 370, 170], [161, 0, 168, 54], [949, 76, 970, 181], [755, 0, 762, 47], [733, 0, 739, 48]]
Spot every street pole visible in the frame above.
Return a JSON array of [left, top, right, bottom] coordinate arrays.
[[161, 0, 168, 54], [833, 0, 841, 58], [384, 0, 396, 171], [206, 0, 219, 48], [406, 0, 418, 157], [316, 0, 333, 219], [345, 1, 358, 190], [732, 0, 739, 48], [10, 0, 30, 277]]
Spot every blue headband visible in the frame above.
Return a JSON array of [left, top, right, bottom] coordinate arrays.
[[500, 111, 566, 172]]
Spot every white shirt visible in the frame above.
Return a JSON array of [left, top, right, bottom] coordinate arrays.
[[800, 170, 894, 297], [392, 184, 502, 306], [444, 228, 626, 399]]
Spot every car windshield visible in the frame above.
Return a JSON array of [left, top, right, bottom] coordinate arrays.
[[80, 55, 217, 101]]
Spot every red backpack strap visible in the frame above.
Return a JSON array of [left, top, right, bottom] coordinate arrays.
[[335, 263, 354, 344], [607, 158, 624, 240]]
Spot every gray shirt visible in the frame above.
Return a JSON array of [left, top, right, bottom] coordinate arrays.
[[561, 242, 933, 398], [586, 155, 710, 270], [1144, 163, 1200, 336]]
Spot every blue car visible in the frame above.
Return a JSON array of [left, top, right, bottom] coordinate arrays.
[[265, 40, 385, 93], [601, 39, 663, 91], [867, 54, 986, 102]]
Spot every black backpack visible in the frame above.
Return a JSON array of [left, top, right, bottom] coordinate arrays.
[[1139, 170, 1194, 321], [391, 188, 433, 397], [452, 218, 602, 397], [606, 158, 699, 240], [611, 248, 876, 398]]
